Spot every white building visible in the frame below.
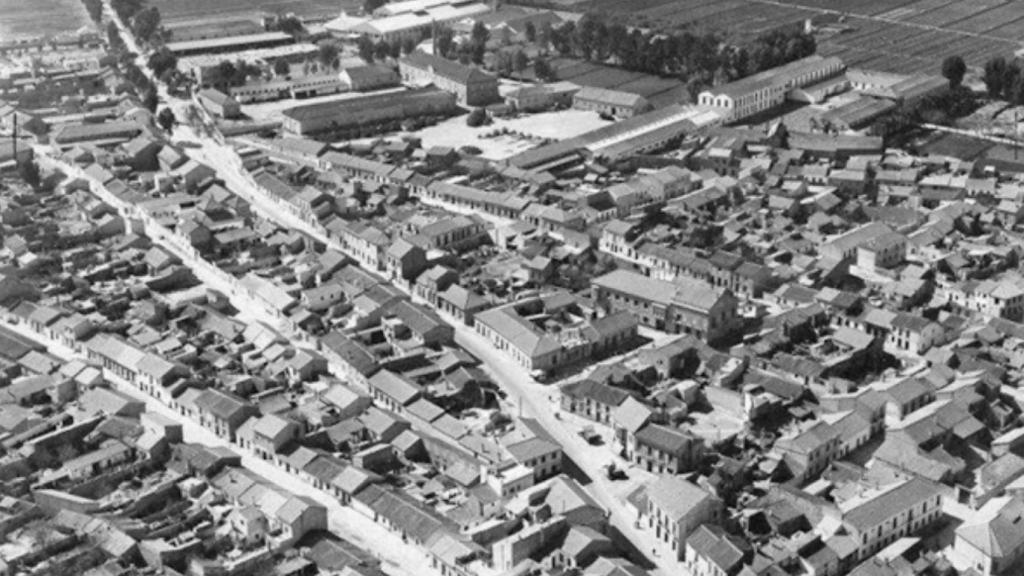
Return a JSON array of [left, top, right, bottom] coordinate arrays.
[[698, 55, 845, 122]]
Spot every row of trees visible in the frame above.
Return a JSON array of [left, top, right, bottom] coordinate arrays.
[[980, 56, 1024, 104], [201, 60, 263, 89], [492, 50, 555, 81], [537, 16, 815, 98], [435, 22, 489, 65], [109, 0, 162, 44], [357, 35, 421, 63]]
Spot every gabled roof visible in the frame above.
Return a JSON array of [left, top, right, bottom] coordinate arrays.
[[369, 370, 422, 405], [646, 475, 716, 522], [635, 423, 695, 454], [686, 524, 748, 572], [401, 50, 495, 86]]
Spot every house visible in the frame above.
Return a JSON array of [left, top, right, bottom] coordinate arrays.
[[122, 135, 162, 171], [195, 389, 259, 441], [632, 423, 703, 474], [384, 238, 427, 283], [198, 88, 242, 119], [368, 370, 422, 413], [685, 524, 751, 576], [505, 437, 562, 482], [475, 294, 637, 374], [887, 312, 943, 354], [954, 495, 1024, 576], [383, 300, 454, 346], [552, 526, 614, 570], [437, 285, 489, 326], [237, 414, 300, 462], [398, 50, 499, 106], [612, 396, 653, 457], [560, 379, 632, 424], [414, 266, 458, 305], [774, 420, 842, 482], [572, 86, 650, 118], [592, 269, 741, 344], [645, 476, 723, 560], [855, 231, 906, 271], [840, 476, 945, 561]]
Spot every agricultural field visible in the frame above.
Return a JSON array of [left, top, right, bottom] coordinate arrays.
[[558, 0, 1021, 75], [150, 0, 355, 24]]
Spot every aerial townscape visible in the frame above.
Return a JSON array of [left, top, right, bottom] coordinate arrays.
[[9, 0, 1024, 575]]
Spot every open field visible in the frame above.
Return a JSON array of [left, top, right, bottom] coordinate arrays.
[[550, 0, 1021, 75], [150, 0, 355, 24]]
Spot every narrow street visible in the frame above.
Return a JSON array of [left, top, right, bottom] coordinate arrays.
[[0, 317, 440, 576]]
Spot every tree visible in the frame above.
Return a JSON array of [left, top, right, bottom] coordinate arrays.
[[533, 56, 554, 81], [685, 76, 706, 103], [205, 60, 237, 88], [147, 47, 177, 77], [273, 59, 291, 76], [374, 40, 391, 61], [18, 159, 40, 190], [471, 21, 490, 47], [983, 57, 1007, 98], [466, 108, 487, 127], [388, 39, 402, 59], [82, 0, 103, 23], [401, 36, 417, 56], [107, 21, 124, 51], [277, 16, 304, 36], [512, 50, 528, 73], [538, 22, 553, 50], [552, 21, 574, 55], [363, 0, 386, 14], [435, 27, 455, 58], [1010, 72, 1024, 106], [525, 21, 537, 43], [471, 41, 486, 65], [132, 6, 161, 43], [157, 107, 176, 132], [317, 42, 339, 68], [111, 0, 142, 20], [1003, 61, 1022, 102], [142, 88, 158, 112], [357, 36, 375, 63], [495, 51, 513, 76], [942, 55, 967, 89]]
